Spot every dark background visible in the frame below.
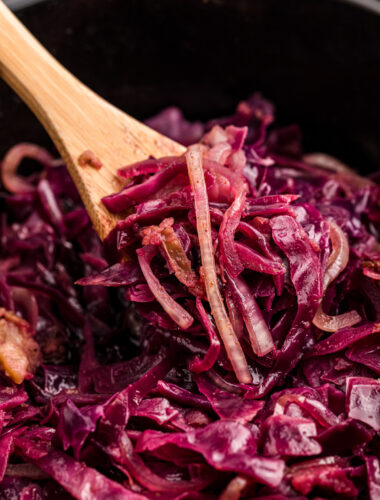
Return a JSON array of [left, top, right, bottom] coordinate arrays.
[[1, 0, 379, 174]]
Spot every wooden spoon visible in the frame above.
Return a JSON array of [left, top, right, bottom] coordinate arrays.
[[0, 1, 186, 240]]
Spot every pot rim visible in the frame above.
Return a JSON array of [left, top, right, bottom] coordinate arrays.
[[5, 0, 380, 15]]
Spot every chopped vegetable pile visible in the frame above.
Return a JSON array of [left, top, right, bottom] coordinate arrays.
[[0, 94, 379, 499]]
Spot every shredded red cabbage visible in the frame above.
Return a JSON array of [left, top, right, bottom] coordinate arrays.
[[0, 93, 379, 499]]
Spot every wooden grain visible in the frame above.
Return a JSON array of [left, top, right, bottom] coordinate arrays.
[[0, 1, 186, 240]]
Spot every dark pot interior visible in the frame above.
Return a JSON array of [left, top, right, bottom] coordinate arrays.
[[0, 0, 379, 174]]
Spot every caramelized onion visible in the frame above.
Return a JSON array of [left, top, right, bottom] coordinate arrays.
[[219, 184, 247, 277], [0, 307, 40, 384], [312, 305, 361, 333], [1, 143, 53, 194], [207, 142, 232, 165], [226, 272, 275, 357], [303, 153, 353, 174], [225, 287, 244, 340], [141, 218, 204, 297], [137, 246, 193, 330], [313, 221, 360, 331], [189, 298, 221, 373], [186, 147, 252, 384], [325, 221, 349, 290]]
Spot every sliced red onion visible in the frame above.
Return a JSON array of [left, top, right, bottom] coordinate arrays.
[[0, 306, 31, 330], [202, 125, 228, 146], [303, 153, 353, 174], [363, 267, 380, 281], [304, 154, 375, 194], [203, 159, 244, 198], [228, 149, 247, 175], [160, 224, 205, 298], [189, 298, 221, 373], [1, 143, 54, 194], [5, 463, 48, 480], [226, 272, 275, 357], [37, 179, 65, 234], [141, 218, 204, 297], [225, 287, 244, 340], [219, 185, 247, 277], [186, 147, 252, 384], [324, 221, 350, 291], [0, 307, 40, 383], [207, 142, 232, 165], [136, 246, 193, 330], [312, 305, 361, 333], [312, 221, 360, 332]]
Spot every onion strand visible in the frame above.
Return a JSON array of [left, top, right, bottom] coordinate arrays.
[[137, 246, 193, 330], [186, 147, 252, 384], [313, 221, 361, 332]]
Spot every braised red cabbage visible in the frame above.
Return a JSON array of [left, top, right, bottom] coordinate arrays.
[[0, 94, 379, 499]]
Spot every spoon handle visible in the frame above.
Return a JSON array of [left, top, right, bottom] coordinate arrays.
[[0, 1, 101, 150]]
